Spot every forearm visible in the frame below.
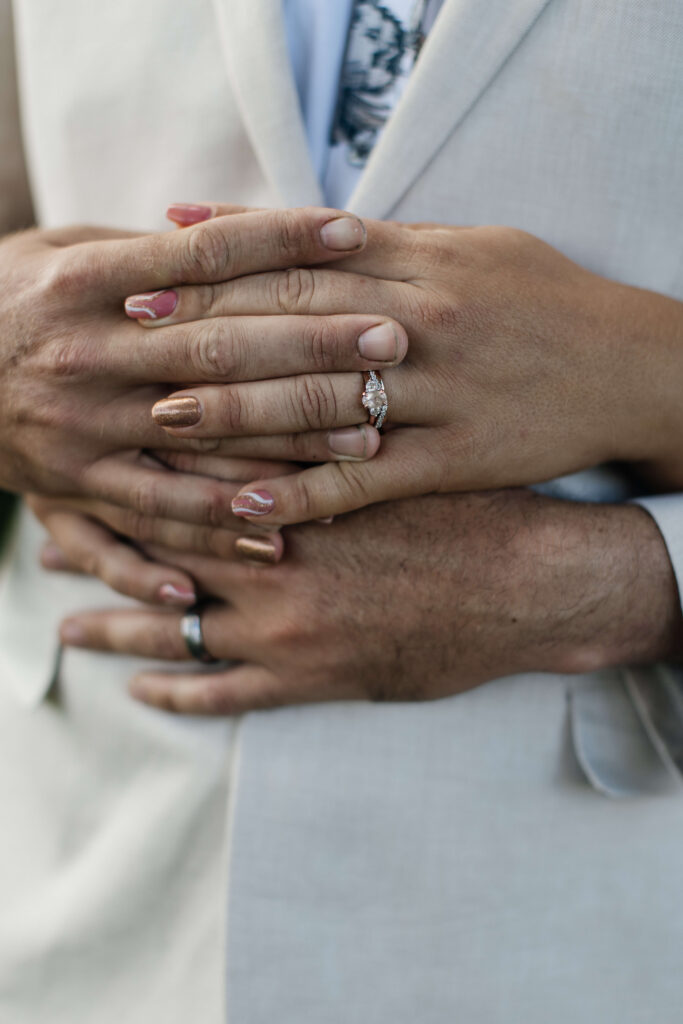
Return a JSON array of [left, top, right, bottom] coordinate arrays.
[[525, 499, 683, 675]]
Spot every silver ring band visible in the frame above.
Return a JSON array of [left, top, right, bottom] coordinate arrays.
[[180, 602, 218, 663], [361, 370, 388, 430]]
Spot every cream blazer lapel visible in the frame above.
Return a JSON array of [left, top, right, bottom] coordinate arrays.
[[211, 0, 322, 207], [348, 0, 553, 220]]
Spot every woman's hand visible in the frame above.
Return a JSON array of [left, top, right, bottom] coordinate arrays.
[[52, 490, 683, 715], [142, 216, 683, 525]]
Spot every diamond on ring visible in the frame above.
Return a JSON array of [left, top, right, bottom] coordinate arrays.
[[362, 370, 388, 430]]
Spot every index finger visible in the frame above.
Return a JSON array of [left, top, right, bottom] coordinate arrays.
[[69, 207, 367, 300]]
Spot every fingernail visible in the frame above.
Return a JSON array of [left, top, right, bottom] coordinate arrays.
[[234, 536, 279, 564], [166, 203, 213, 226], [42, 542, 69, 570], [328, 425, 368, 459], [358, 322, 398, 361], [61, 620, 86, 646], [125, 289, 178, 320], [316, 516, 334, 524], [231, 490, 275, 518], [158, 582, 196, 606], [152, 396, 201, 427], [320, 216, 366, 251]]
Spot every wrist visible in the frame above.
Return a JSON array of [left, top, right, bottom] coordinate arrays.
[[520, 499, 683, 675]]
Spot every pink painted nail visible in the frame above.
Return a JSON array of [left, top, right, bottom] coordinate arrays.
[[61, 620, 86, 646], [166, 203, 213, 226], [125, 289, 178, 320], [231, 490, 275, 518], [158, 582, 196, 606]]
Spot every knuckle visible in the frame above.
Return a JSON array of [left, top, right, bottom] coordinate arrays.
[[274, 267, 315, 314], [302, 319, 339, 371], [274, 209, 305, 261], [40, 246, 95, 301], [193, 321, 243, 380], [44, 336, 94, 380], [220, 387, 245, 434], [129, 478, 164, 519], [292, 374, 337, 430], [199, 485, 232, 528], [184, 225, 233, 282]]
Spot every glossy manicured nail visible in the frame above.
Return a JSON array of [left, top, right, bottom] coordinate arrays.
[[125, 289, 178, 321], [320, 216, 366, 251], [234, 536, 279, 564], [61, 620, 86, 646], [358, 322, 398, 361], [158, 582, 196, 606], [152, 396, 201, 427], [328, 425, 368, 459], [231, 490, 275, 518], [166, 203, 213, 226]]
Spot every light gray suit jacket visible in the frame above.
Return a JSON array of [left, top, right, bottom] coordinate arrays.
[[1, 1, 683, 1021]]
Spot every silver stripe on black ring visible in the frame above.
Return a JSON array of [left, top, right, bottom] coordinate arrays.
[[180, 601, 218, 663]]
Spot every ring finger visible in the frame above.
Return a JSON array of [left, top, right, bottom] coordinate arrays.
[[152, 366, 414, 440]]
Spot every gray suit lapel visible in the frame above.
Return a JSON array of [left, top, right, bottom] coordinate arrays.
[[347, 0, 554, 219]]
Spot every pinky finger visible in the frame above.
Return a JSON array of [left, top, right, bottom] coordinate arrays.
[[129, 664, 282, 716], [39, 509, 197, 606]]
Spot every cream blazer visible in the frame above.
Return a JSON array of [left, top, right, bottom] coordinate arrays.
[[1, 2, 683, 1022]]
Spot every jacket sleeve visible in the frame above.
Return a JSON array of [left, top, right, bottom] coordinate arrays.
[[0, 0, 34, 234]]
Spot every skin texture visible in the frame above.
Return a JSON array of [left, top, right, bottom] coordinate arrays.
[[52, 490, 683, 715], [0, 208, 376, 530], [140, 209, 683, 526]]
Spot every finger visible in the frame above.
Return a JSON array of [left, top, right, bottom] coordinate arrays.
[[151, 425, 382, 464], [124, 269, 399, 325], [166, 201, 262, 227], [61, 603, 250, 663], [230, 428, 442, 525], [34, 508, 197, 606], [150, 451, 300, 482], [116, 313, 407, 385], [129, 664, 288, 716], [152, 367, 412, 439], [41, 540, 80, 573], [54, 495, 266, 557], [71, 206, 368, 300], [81, 456, 249, 529]]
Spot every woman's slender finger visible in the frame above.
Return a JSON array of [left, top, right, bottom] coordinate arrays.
[[116, 313, 407, 384], [229, 427, 444, 525], [125, 269, 402, 325], [151, 365, 414, 440], [32, 506, 197, 605]]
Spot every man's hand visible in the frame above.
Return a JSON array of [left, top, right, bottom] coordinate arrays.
[[49, 491, 683, 714], [141, 213, 683, 525], [0, 207, 370, 526]]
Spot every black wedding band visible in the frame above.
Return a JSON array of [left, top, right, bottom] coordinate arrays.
[[179, 601, 218, 663]]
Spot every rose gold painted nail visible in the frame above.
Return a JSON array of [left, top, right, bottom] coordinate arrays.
[[166, 203, 213, 226], [319, 216, 366, 251], [231, 490, 275, 517], [152, 396, 201, 427], [125, 289, 178, 320], [234, 536, 279, 564], [158, 582, 196, 606]]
